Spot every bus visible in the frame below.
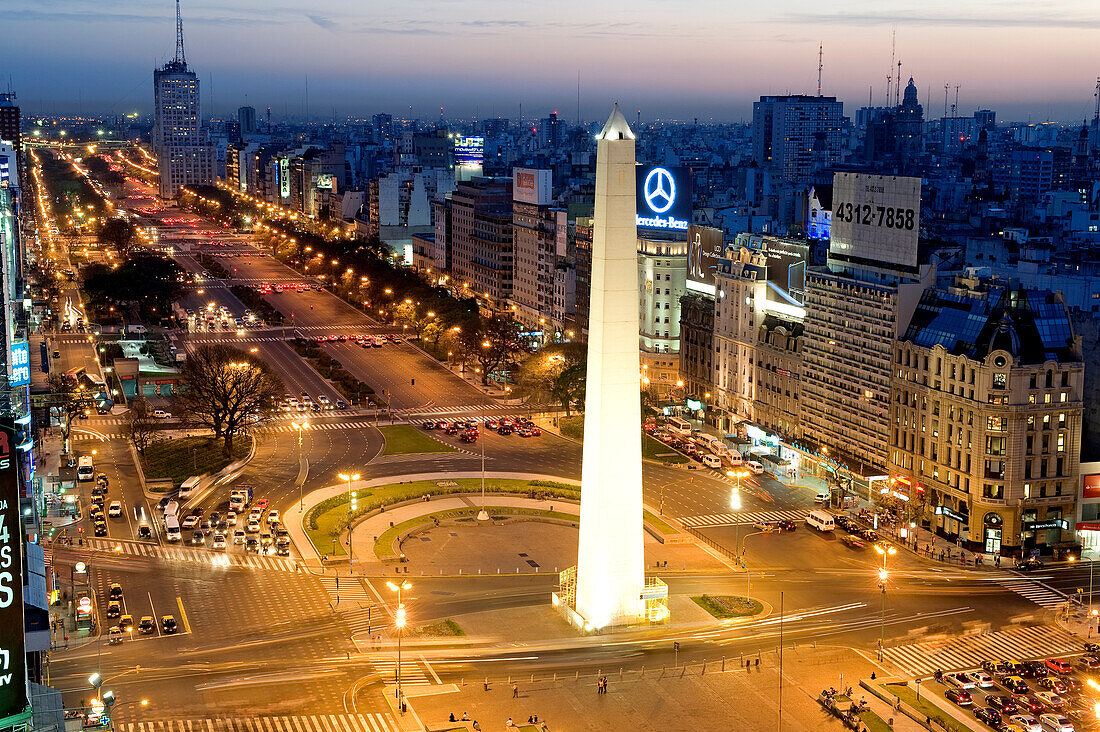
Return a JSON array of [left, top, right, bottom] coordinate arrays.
[[666, 417, 692, 436], [77, 456, 95, 482]]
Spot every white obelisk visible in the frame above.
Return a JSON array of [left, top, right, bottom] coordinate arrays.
[[574, 104, 646, 629]]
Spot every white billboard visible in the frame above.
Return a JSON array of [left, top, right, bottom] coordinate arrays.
[[513, 168, 552, 206], [830, 173, 921, 270]]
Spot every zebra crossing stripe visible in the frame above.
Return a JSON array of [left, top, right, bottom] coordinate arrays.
[[680, 509, 808, 527], [882, 624, 1081, 676]]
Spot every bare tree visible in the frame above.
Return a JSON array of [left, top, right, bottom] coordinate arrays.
[[173, 345, 284, 455], [462, 316, 522, 386], [44, 373, 95, 454], [126, 399, 160, 455]]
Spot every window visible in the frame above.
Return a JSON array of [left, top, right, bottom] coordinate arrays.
[[993, 373, 1007, 389], [1029, 374, 1037, 389], [1027, 415, 1035, 428], [1043, 414, 1051, 429], [986, 436, 1006, 455], [1060, 392, 1068, 403], [1028, 394, 1036, 404], [1057, 433, 1065, 452], [1058, 412, 1066, 427], [987, 416, 1006, 431]]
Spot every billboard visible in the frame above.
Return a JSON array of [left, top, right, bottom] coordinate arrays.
[[513, 168, 552, 206], [829, 172, 920, 270], [762, 239, 809, 319], [454, 136, 484, 168], [0, 419, 27, 720], [636, 165, 692, 232], [1084, 474, 1100, 500], [8, 343, 29, 389], [686, 225, 723, 296]]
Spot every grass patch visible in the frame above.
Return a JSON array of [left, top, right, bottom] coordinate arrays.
[[557, 416, 687, 464], [139, 436, 250, 488], [559, 415, 583, 440], [380, 425, 456, 455], [644, 510, 680, 536], [691, 595, 763, 618], [887, 683, 970, 732], [858, 709, 894, 732], [411, 619, 465, 637], [304, 478, 581, 558]]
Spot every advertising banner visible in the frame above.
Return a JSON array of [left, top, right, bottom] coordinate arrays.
[[686, 225, 723, 294], [830, 172, 920, 269], [8, 343, 29, 389], [636, 165, 692, 232], [1083, 474, 1100, 499], [0, 419, 27, 719], [512, 168, 552, 206]]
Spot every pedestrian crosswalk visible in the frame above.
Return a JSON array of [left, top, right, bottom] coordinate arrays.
[[365, 653, 436, 687], [997, 576, 1071, 609], [115, 713, 399, 732], [409, 405, 506, 417], [83, 538, 300, 572], [882, 625, 1082, 677], [679, 509, 809, 528], [318, 574, 377, 608]]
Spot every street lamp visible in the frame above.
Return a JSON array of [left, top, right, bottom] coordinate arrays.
[[874, 543, 896, 659], [338, 473, 360, 566], [387, 580, 412, 708], [292, 421, 310, 509]]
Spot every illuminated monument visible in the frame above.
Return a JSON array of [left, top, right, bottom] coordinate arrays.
[[555, 105, 665, 631]]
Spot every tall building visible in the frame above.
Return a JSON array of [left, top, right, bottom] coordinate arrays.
[[0, 94, 21, 174], [153, 0, 216, 198], [752, 94, 847, 185], [638, 236, 687, 387], [511, 169, 565, 334], [237, 105, 257, 138], [449, 177, 513, 302]]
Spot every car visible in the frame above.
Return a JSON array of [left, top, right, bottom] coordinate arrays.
[[267, 509, 280, 525], [161, 616, 178, 634], [1010, 715, 1042, 732], [1003, 676, 1030, 693], [190, 530, 205, 545], [275, 537, 291, 556], [106, 600, 121, 618], [226, 511, 237, 526], [421, 421, 436, 430], [1084, 642, 1100, 654], [840, 534, 866, 550], [109, 583, 124, 599], [947, 672, 976, 690], [859, 528, 879, 542], [752, 520, 779, 533], [245, 536, 260, 553], [311, 403, 321, 413], [1016, 558, 1045, 572], [1012, 694, 1046, 714], [497, 425, 513, 436], [137, 525, 152, 539], [974, 706, 1003, 729], [1035, 692, 1064, 709], [524, 426, 543, 437], [1037, 714, 1074, 732], [1078, 656, 1100, 670], [107, 501, 122, 517], [945, 688, 973, 706], [209, 512, 220, 523], [1039, 677, 1068, 694], [152, 409, 170, 419], [1045, 659, 1073, 675], [199, 520, 212, 534], [138, 616, 155, 634], [260, 532, 274, 547], [984, 661, 1015, 677], [233, 529, 246, 544], [118, 614, 134, 631], [211, 533, 227, 550], [96, 474, 109, 488], [216, 520, 228, 532], [336, 401, 347, 409], [1022, 661, 1049, 679], [94, 523, 108, 536], [247, 520, 261, 534], [181, 515, 200, 529], [986, 696, 1019, 714], [461, 431, 479, 443], [972, 670, 996, 688], [485, 419, 499, 430], [253, 498, 269, 511]]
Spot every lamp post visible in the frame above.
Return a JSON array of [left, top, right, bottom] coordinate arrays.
[[292, 421, 310, 509], [387, 580, 411, 708], [874, 543, 897, 660], [338, 473, 360, 567]]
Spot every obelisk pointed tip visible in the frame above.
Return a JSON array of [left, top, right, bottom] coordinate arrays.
[[596, 103, 635, 141]]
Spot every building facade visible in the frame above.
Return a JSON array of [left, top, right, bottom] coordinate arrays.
[[752, 94, 847, 184], [638, 236, 687, 388], [153, 60, 216, 198], [449, 177, 514, 302]]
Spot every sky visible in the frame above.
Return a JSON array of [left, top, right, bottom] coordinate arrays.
[[5, 0, 1100, 123]]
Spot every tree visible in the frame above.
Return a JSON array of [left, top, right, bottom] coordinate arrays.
[[127, 399, 160, 455], [551, 362, 587, 416], [98, 217, 138, 258], [44, 373, 95, 454], [515, 342, 586, 407], [462, 316, 522, 386], [173, 345, 284, 455], [83, 254, 185, 323]]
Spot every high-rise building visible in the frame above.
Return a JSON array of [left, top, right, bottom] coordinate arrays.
[[638, 236, 687, 387], [449, 177, 513, 302], [0, 94, 21, 174], [238, 105, 257, 138], [153, 1, 216, 198], [511, 169, 565, 334], [752, 94, 847, 185]]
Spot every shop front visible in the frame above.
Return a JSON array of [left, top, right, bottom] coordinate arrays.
[[980, 512, 1004, 555], [933, 501, 969, 544]]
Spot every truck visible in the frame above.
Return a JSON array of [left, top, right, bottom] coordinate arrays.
[[77, 456, 95, 482], [229, 485, 253, 511]]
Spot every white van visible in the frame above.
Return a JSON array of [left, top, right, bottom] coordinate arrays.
[[701, 454, 722, 469], [805, 510, 836, 532], [697, 435, 727, 455], [724, 453, 744, 467], [164, 515, 182, 542], [163, 500, 179, 519], [179, 476, 200, 499], [746, 460, 765, 475], [77, 456, 95, 482]]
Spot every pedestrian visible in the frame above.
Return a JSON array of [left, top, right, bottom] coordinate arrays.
[[995, 555, 1001, 568], [505, 718, 514, 728], [472, 722, 480, 732], [512, 683, 519, 698]]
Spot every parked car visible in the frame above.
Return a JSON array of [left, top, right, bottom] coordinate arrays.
[[945, 688, 973, 706], [973, 706, 1002, 729]]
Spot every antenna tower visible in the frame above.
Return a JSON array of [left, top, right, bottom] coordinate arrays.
[[944, 83, 949, 117], [174, 0, 186, 66], [896, 61, 902, 106], [817, 44, 823, 97], [887, 29, 895, 106]]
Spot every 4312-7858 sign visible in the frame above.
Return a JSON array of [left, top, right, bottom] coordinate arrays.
[[829, 172, 922, 270], [832, 201, 916, 231]]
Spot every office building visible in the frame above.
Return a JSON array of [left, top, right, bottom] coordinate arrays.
[[678, 291, 714, 403], [752, 94, 847, 185], [0, 94, 21, 174], [238, 105, 257, 138], [511, 168, 566, 334], [449, 177, 513, 302], [889, 281, 1083, 556], [638, 236, 687, 387]]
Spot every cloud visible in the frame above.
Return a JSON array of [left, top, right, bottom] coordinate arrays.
[[307, 14, 336, 30], [788, 9, 1100, 29]]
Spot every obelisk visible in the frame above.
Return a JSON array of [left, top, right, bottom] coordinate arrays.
[[574, 104, 646, 629]]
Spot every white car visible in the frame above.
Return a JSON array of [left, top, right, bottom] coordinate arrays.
[[267, 509, 280, 525], [746, 461, 765, 475], [226, 511, 237, 526], [181, 515, 200, 529], [246, 520, 261, 534], [152, 409, 170, 419], [232, 529, 246, 545], [945, 672, 975, 690], [1035, 692, 1064, 709], [211, 533, 227, 550], [1038, 714, 1074, 732], [970, 670, 995, 688], [1011, 715, 1042, 732], [107, 501, 122, 517]]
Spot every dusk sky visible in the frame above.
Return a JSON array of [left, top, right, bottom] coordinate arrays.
[[7, 0, 1100, 123]]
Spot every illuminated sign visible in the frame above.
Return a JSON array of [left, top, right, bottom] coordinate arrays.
[[8, 342, 29, 388], [279, 158, 290, 198], [315, 174, 334, 191], [830, 172, 921, 270], [762, 239, 808, 320], [1083, 474, 1100, 499], [636, 165, 691, 232], [686, 225, 722, 296], [454, 136, 484, 168], [0, 419, 27, 719]]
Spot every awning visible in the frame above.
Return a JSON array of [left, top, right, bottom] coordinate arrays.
[[761, 453, 790, 466]]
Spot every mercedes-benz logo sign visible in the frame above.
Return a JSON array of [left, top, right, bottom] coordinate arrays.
[[644, 167, 676, 214]]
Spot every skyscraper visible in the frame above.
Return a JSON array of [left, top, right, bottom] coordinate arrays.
[[153, 0, 216, 198], [238, 105, 257, 138], [752, 94, 847, 185], [0, 94, 21, 173]]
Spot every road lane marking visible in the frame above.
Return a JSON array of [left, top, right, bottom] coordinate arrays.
[[176, 596, 191, 634]]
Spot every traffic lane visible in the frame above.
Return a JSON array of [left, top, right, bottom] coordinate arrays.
[[324, 340, 493, 410], [251, 341, 349, 403], [91, 438, 151, 542]]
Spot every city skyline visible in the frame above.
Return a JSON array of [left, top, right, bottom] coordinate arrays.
[[7, 0, 1100, 122]]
